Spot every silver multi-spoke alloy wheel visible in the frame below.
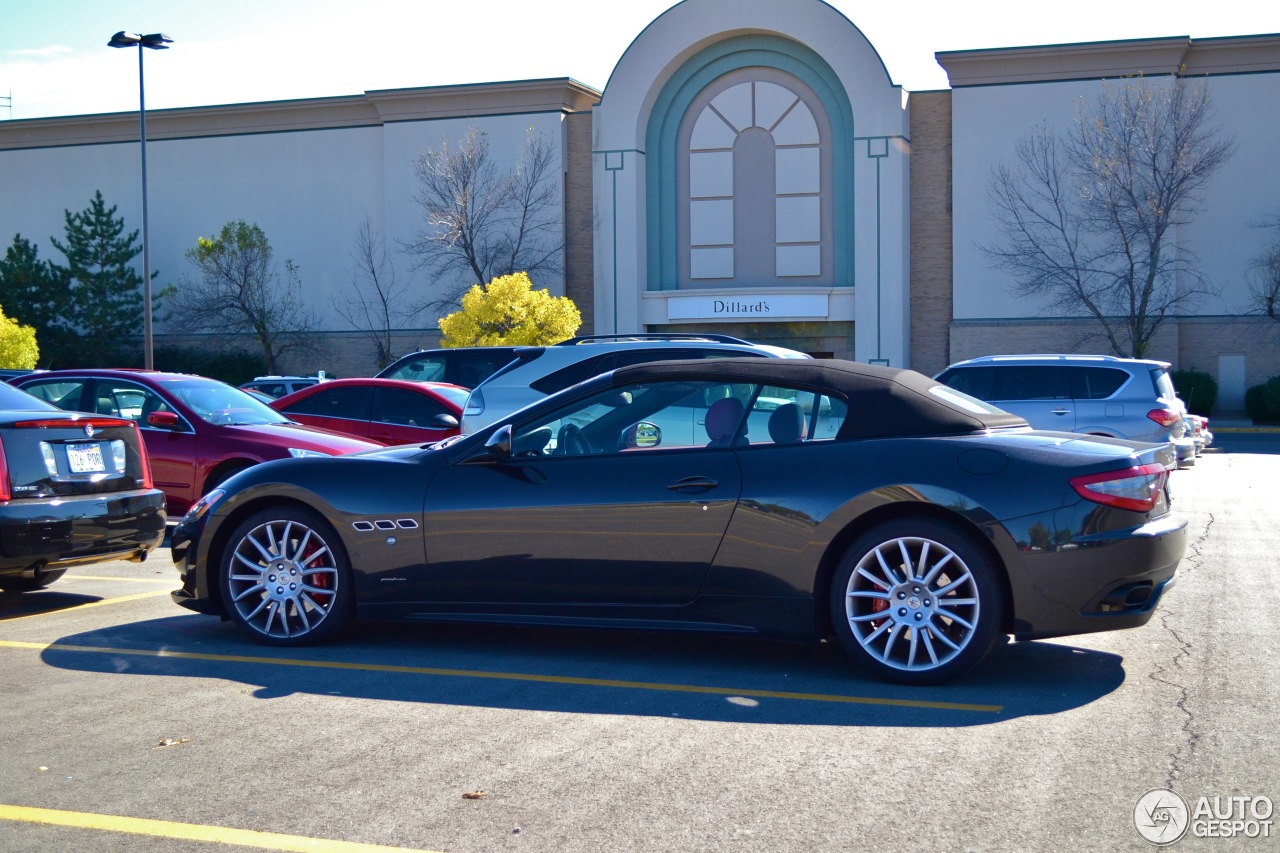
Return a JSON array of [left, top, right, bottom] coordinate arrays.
[[832, 519, 1003, 684], [845, 535, 978, 672], [222, 508, 350, 644]]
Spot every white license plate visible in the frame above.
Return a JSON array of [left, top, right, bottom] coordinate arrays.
[[67, 443, 106, 473]]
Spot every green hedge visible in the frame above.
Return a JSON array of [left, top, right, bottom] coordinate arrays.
[[153, 346, 267, 386], [1245, 376, 1280, 424], [1170, 370, 1217, 416]]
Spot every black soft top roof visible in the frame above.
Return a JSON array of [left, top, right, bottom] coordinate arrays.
[[609, 358, 1028, 439]]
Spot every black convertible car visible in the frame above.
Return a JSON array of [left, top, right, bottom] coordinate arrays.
[[171, 358, 1186, 684]]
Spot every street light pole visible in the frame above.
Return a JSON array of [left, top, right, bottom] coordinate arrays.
[[108, 31, 172, 370]]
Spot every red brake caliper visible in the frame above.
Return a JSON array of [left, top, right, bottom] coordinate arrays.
[[301, 539, 332, 606]]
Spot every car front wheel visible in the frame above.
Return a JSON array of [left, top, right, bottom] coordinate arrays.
[[830, 518, 1005, 685], [220, 507, 353, 645]]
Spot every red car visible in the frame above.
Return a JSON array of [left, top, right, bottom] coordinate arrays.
[[270, 378, 467, 446], [15, 370, 380, 517]]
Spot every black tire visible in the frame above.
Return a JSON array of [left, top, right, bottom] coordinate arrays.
[[830, 517, 1005, 685], [205, 462, 252, 494], [0, 568, 67, 592], [219, 506, 353, 646]]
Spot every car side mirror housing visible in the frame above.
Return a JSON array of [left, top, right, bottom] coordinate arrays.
[[146, 410, 181, 430], [482, 424, 512, 459], [432, 413, 460, 429]]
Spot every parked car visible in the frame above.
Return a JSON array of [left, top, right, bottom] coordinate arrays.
[[171, 357, 1186, 684], [460, 333, 811, 432], [0, 380, 166, 591], [15, 370, 380, 517], [0, 368, 39, 384], [934, 354, 1194, 469], [240, 375, 329, 399], [1187, 414, 1213, 456], [375, 346, 519, 389], [270, 378, 468, 446]]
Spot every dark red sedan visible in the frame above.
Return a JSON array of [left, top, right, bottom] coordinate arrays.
[[270, 378, 468, 446], [16, 370, 380, 517]]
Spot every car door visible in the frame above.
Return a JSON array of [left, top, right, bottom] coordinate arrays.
[[277, 385, 375, 440], [368, 386, 458, 445], [417, 379, 748, 606], [990, 365, 1075, 431], [98, 378, 201, 514]]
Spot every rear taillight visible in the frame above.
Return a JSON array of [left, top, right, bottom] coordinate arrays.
[[0, 437, 9, 501], [1070, 463, 1167, 513], [134, 424, 154, 489], [1146, 409, 1181, 428]]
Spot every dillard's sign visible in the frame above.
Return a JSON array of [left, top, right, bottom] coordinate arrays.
[[666, 293, 829, 321]]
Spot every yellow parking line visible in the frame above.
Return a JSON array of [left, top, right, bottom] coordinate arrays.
[[0, 803, 432, 851], [0, 640, 1002, 712], [0, 590, 171, 622], [67, 575, 174, 583]]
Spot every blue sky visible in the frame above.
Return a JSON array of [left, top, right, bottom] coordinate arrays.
[[2, 0, 1276, 120]]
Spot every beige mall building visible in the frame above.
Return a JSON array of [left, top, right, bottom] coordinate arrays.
[[1, 0, 1278, 411]]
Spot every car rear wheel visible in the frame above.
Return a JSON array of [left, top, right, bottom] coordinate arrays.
[[830, 518, 1005, 685], [0, 568, 67, 592], [220, 507, 353, 645]]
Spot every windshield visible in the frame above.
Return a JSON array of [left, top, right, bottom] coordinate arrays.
[[163, 378, 291, 426]]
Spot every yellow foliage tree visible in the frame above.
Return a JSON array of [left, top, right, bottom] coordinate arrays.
[[438, 272, 581, 347], [0, 305, 39, 369]]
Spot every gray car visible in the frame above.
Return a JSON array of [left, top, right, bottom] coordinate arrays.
[[460, 334, 811, 433], [934, 354, 1194, 469]]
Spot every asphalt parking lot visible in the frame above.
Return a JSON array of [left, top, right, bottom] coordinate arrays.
[[1, 436, 1277, 852]]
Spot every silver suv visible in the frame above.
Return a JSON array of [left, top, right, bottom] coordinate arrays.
[[934, 354, 1195, 468], [460, 334, 811, 433]]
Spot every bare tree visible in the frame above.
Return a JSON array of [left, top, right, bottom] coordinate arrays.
[[1248, 216, 1280, 322], [169, 220, 316, 374], [333, 218, 421, 369], [404, 126, 570, 314], [984, 75, 1236, 358]]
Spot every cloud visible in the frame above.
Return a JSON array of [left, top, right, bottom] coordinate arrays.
[[6, 44, 74, 59]]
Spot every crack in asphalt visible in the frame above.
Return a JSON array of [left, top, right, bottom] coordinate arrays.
[[1150, 510, 1213, 790]]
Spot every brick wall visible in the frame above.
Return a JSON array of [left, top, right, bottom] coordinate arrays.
[[908, 91, 953, 377], [565, 111, 595, 335]]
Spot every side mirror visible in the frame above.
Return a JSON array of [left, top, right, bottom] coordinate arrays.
[[432, 413, 460, 428], [147, 410, 181, 430], [482, 424, 512, 459], [621, 421, 661, 449]]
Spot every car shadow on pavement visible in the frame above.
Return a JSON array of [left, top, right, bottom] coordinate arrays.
[[38, 614, 1126, 728], [1, 589, 106, 619]]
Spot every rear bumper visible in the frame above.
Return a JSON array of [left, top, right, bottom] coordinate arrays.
[[0, 490, 167, 574], [1003, 510, 1187, 641]]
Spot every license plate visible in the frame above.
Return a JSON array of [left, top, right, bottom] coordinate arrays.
[[67, 443, 106, 473]]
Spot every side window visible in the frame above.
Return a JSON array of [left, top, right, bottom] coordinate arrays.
[[529, 355, 611, 395], [454, 351, 513, 388], [1070, 367, 1129, 400], [374, 388, 447, 426], [510, 380, 760, 456], [1000, 366, 1069, 401], [750, 385, 848, 445], [281, 386, 373, 420], [938, 367, 997, 401], [383, 356, 447, 382], [19, 380, 88, 412], [95, 380, 167, 423]]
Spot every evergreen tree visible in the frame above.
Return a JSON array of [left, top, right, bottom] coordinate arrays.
[[0, 234, 71, 365], [49, 191, 147, 366]]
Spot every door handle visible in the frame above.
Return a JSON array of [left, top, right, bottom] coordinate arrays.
[[1050, 408, 1071, 416], [666, 476, 719, 491]]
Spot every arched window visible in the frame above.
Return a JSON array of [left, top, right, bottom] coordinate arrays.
[[678, 70, 833, 288]]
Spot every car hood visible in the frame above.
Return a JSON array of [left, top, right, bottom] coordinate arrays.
[[223, 421, 382, 453]]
